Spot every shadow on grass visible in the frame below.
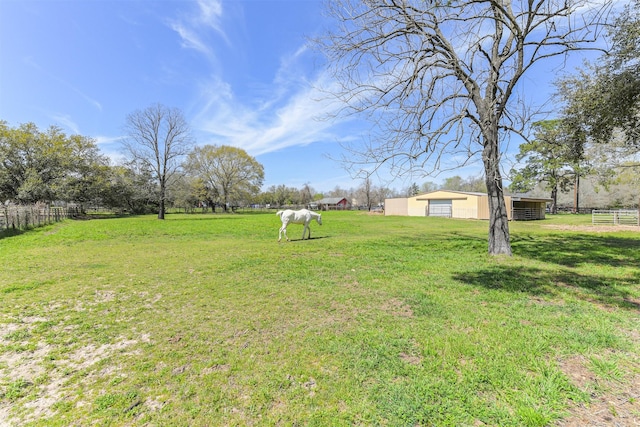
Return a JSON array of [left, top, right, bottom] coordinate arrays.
[[408, 231, 640, 311], [0, 213, 131, 239], [75, 213, 133, 220], [280, 236, 330, 242], [0, 228, 25, 240], [166, 215, 246, 222], [452, 264, 640, 311], [512, 233, 640, 269]]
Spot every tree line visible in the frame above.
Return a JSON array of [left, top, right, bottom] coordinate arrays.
[[0, 108, 397, 214], [0, 113, 515, 215], [0, 118, 273, 213]]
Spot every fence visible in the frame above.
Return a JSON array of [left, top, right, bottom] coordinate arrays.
[[0, 205, 81, 231], [512, 207, 546, 221], [592, 209, 639, 226]]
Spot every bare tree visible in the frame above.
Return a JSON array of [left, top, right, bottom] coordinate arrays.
[[299, 183, 315, 206], [319, 0, 612, 255], [355, 176, 374, 210], [123, 103, 194, 219]]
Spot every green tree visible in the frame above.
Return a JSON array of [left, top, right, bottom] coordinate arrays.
[[99, 162, 158, 214], [407, 182, 420, 197], [0, 121, 107, 204], [441, 176, 464, 192], [0, 122, 57, 203], [559, 1, 640, 147], [420, 181, 438, 193], [168, 174, 201, 213], [56, 134, 111, 205], [509, 121, 582, 213], [319, 0, 612, 255], [441, 176, 486, 193], [556, 1, 640, 195], [184, 145, 264, 212]]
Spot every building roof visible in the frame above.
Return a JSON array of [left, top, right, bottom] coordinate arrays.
[[413, 190, 488, 198], [316, 197, 348, 204], [509, 194, 553, 202], [411, 190, 552, 202]]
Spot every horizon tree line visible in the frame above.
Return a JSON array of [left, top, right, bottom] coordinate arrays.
[[1, 113, 637, 215]]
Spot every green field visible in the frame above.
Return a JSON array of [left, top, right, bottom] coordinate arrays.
[[1, 211, 639, 426]]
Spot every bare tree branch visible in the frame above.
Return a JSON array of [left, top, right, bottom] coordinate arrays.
[[317, 0, 613, 255]]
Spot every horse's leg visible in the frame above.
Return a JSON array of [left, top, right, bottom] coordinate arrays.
[[280, 222, 290, 241]]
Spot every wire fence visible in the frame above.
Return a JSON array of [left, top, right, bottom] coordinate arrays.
[[0, 205, 81, 231]]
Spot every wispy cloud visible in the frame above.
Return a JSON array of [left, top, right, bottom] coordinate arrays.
[[95, 135, 125, 145], [168, 0, 228, 61], [196, 0, 224, 32], [50, 114, 80, 135], [175, 3, 357, 163], [171, 23, 213, 57], [94, 135, 127, 165], [192, 53, 351, 157]]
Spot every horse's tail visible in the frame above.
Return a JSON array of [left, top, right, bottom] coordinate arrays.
[[276, 210, 283, 218]]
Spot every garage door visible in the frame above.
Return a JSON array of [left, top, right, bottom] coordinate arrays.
[[428, 200, 452, 217]]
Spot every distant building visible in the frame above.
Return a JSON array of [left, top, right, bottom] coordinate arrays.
[[315, 197, 351, 211], [385, 190, 551, 220]]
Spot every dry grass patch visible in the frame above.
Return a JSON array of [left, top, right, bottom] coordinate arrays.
[[543, 224, 640, 233], [557, 335, 640, 427], [0, 313, 144, 426], [381, 297, 415, 318], [557, 364, 640, 426]]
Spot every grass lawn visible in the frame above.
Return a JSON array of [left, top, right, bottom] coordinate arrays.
[[1, 211, 639, 426]]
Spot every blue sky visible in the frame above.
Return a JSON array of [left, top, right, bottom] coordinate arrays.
[[0, 0, 605, 193]]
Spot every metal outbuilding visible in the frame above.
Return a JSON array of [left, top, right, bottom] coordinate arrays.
[[385, 190, 551, 220]]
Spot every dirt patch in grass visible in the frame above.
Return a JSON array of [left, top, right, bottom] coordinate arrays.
[[556, 355, 640, 426], [558, 355, 599, 391], [557, 378, 640, 426], [380, 298, 414, 318], [0, 316, 141, 426], [399, 352, 422, 365], [543, 224, 640, 233]]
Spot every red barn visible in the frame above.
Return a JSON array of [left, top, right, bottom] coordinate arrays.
[[316, 197, 350, 211]]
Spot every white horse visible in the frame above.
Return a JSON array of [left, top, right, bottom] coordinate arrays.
[[276, 209, 322, 242]]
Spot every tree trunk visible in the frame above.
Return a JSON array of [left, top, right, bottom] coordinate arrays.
[[483, 138, 512, 256], [550, 186, 558, 214], [158, 181, 166, 220], [158, 200, 165, 219], [573, 174, 580, 214]]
